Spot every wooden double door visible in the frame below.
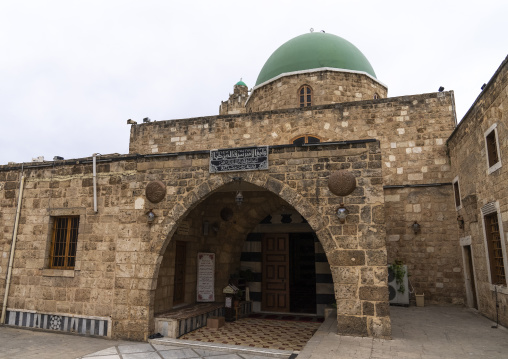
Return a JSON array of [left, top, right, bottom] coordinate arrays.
[[262, 234, 290, 312]]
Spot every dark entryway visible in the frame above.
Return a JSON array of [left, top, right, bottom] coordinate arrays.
[[289, 233, 316, 313]]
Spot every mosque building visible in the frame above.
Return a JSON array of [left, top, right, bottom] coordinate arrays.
[[1, 31, 507, 342]]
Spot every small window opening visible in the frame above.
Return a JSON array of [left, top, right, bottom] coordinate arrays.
[[453, 181, 461, 208], [292, 135, 321, 145], [486, 130, 500, 168], [373, 93, 380, 99], [299, 85, 312, 107]]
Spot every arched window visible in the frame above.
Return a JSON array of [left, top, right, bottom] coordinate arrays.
[[292, 135, 321, 145], [299, 85, 312, 107], [373, 93, 380, 99]]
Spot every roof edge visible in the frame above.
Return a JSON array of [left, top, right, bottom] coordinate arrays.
[[447, 54, 508, 143]]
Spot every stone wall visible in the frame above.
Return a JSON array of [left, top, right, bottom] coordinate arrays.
[[448, 55, 508, 326], [384, 186, 465, 304], [246, 70, 387, 112], [128, 91, 463, 305], [0, 141, 390, 339], [129, 92, 455, 187]]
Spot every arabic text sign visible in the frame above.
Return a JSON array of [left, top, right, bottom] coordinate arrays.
[[209, 146, 269, 173]]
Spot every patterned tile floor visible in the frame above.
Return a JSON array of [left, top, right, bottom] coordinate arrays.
[[180, 318, 321, 351]]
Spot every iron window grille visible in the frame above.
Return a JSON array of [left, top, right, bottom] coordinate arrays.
[[49, 216, 79, 269], [484, 212, 506, 285]]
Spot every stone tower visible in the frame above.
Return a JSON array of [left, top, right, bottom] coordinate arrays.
[[219, 79, 249, 115]]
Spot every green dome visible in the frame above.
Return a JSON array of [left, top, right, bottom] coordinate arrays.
[[236, 80, 247, 87], [255, 32, 376, 86]]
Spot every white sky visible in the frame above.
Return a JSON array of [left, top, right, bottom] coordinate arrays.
[[1, 0, 507, 165]]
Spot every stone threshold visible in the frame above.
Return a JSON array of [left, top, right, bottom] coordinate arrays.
[[149, 337, 295, 358]]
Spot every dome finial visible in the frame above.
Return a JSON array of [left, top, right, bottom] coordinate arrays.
[[235, 78, 247, 87], [310, 28, 314, 33]]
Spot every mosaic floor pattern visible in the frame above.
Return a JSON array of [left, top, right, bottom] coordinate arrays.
[[180, 318, 321, 351]]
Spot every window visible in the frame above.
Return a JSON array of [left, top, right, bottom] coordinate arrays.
[[453, 176, 461, 209], [298, 85, 312, 107], [485, 123, 501, 173], [49, 216, 79, 269], [292, 135, 321, 146], [484, 213, 506, 285], [481, 202, 507, 287], [373, 93, 380, 100]]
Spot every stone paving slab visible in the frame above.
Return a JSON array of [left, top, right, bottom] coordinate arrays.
[[0, 326, 131, 359], [297, 306, 508, 359], [1, 306, 508, 359]]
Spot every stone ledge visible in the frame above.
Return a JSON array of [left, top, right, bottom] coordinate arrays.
[[41, 269, 75, 277]]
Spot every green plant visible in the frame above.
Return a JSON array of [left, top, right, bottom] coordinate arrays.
[[389, 262, 406, 294]]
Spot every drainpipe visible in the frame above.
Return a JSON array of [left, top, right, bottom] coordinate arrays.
[[1, 171, 25, 324], [93, 153, 98, 213]]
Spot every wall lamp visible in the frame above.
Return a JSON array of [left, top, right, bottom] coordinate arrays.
[[235, 191, 244, 206], [146, 209, 156, 224], [457, 215, 465, 229], [412, 221, 421, 234], [337, 203, 349, 223], [232, 176, 243, 207]]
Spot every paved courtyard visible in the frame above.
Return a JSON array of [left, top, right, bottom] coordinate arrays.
[[0, 306, 507, 359]]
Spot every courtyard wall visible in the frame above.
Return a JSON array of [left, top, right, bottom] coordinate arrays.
[[448, 55, 508, 327]]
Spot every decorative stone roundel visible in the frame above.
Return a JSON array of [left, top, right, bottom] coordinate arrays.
[[145, 181, 166, 203], [328, 170, 356, 196]]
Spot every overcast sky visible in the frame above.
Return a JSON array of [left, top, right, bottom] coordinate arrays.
[[1, 1, 507, 165]]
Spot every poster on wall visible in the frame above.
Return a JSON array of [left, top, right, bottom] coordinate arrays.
[[197, 253, 215, 302]]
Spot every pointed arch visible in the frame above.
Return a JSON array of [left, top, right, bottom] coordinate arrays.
[[149, 172, 336, 283]]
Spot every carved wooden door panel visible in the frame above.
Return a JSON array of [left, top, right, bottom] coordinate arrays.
[[262, 234, 290, 312], [173, 241, 186, 305]]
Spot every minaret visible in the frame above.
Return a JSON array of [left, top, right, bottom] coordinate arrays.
[[219, 79, 249, 115]]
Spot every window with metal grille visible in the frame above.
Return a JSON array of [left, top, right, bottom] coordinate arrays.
[[49, 216, 79, 269], [292, 135, 321, 146], [484, 212, 506, 285], [299, 85, 312, 107]]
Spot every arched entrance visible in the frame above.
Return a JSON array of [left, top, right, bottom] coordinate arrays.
[[151, 179, 333, 318], [139, 139, 391, 341], [148, 176, 335, 340]]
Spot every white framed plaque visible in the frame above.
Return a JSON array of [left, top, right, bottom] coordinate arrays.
[[197, 253, 215, 302]]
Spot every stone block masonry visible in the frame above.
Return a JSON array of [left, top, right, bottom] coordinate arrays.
[[128, 90, 463, 306], [448, 55, 508, 328], [0, 141, 390, 339]]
